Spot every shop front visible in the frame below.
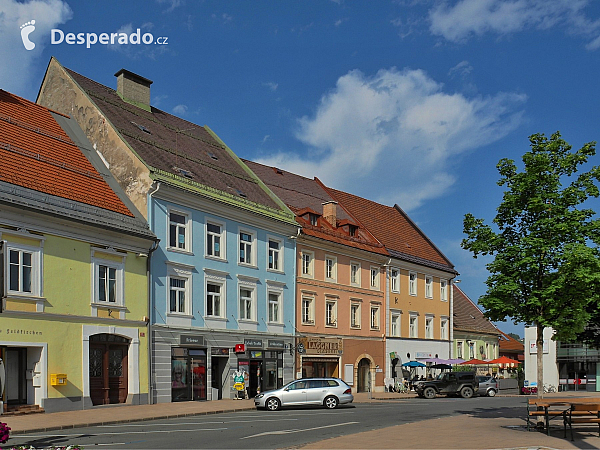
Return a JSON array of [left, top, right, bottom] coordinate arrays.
[[170, 334, 207, 402], [236, 339, 285, 397], [297, 337, 343, 379]]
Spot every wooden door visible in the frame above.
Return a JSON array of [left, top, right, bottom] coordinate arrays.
[[90, 341, 128, 405]]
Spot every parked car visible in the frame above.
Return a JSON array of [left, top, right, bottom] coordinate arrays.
[[254, 377, 354, 411], [477, 375, 498, 397], [415, 371, 479, 399]]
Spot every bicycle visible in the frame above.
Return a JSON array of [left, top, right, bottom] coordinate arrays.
[[543, 384, 557, 393], [395, 381, 409, 393]]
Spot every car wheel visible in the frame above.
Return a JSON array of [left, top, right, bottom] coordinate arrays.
[[423, 387, 436, 399], [460, 386, 474, 399], [266, 397, 281, 411], [324, 395, 339, 409], [487, 388, 497, 397]]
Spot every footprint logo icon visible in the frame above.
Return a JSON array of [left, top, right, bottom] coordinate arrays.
[[20, 20, 36, 50]]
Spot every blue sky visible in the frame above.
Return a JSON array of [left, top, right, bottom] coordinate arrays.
[[4, 0, 600, 338]]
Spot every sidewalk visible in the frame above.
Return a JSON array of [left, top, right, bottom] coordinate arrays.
[[3, 391, 600, 449]]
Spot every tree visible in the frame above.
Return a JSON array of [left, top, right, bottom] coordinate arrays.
[[507, 332, 523, 342], [462, 132, 600, 398]]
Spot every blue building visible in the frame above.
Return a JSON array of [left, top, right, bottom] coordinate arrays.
[[38, 58, 299, 402]]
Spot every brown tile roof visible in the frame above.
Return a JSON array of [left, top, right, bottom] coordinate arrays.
[[453, 285, 501, 336], [498, 329, 525, 353], [62, 67, 282, 211], [244, 160, 388, 255], [323, 186, 456, 273], [0, 90, 133, 217]]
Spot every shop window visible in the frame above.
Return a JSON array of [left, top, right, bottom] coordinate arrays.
[[171, 347, 206, 402]]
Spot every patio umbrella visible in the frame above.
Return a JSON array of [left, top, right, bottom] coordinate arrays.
[[460, 358, 488, 365], [487, 356, 520, 367], [431, 363, 452, 370], [402, 361, 426, 367]]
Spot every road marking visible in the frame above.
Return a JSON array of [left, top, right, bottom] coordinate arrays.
[[99, 418, 299, 428], [11, 427, 228, 439], [241, 421, 360, 439]]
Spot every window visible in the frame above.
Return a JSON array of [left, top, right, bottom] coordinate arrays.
[[3, 237, 43, 299], [168, 211, 189, 251], [440, 279, 448, 302], [92, 256, 124, 306], [309, 213, 318, 226], [268, 239, 282, 271], [206, 221, 224, 258], [469, 341, 475, 359], [206, 282, 223, 317], [301, 250, 314, 277], [441, 317, 448, 340], [370, 266, 379, 288], [391, 313, 401, 337], [268, 291, 281, 323], [409, 272, 417, 296], [485, 343, 490, 359], [425, 276, 433, 298], [457, 341, 463, 359], [390, 268, 399, 293], [350, 262, 360, 286], [425, 316, 434, 339], [409, 314, 418, 338], [325, 256, 337, 281], [239, 287, 254, 320], [169, 277, 187, 313], [370, 304, 380, 329], [351, 302, 361, 328], [325, 300, 337, 327], [8, 248, 33, 294], [239, 231, 254, 265], [302, 297, 314, 324]]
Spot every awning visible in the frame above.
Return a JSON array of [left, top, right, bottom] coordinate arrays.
[[302, 357, 340, 363]]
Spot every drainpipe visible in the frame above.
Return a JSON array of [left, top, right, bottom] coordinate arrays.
[[147, 182, 161, 405], [449, 279, 456, 359], [383, 259, 391, 382]]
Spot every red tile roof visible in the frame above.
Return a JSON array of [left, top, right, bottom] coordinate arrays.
[[323, 186, 455, 271], [498, 329, 525, 353], [0, 90, 133, 216], [453, 285, 501, 336]]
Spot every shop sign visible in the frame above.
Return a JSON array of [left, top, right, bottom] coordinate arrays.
[[180, 334, 204, 346], [2, 329, 43, 336], [235, 344, 245, 353], [244, 339, 263, 348], [267, 340, 285, 349], [529, 340, 549, 354], [302, 337, 343, 355], [211, 347, 230, 356], [415, 352, 433, 359], [251, 351, 263, 358]]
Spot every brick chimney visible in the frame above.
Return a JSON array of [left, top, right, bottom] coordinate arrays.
[[322, 201, 338, 227], [115, 69, 153, 112]]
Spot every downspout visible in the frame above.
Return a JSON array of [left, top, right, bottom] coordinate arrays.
[[147, 181, 161, 405], [449, 279, 455, 359], [383, 259, 391, 381]]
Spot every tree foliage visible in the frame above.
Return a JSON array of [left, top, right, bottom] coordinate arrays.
[[462, 132, 600, 342]]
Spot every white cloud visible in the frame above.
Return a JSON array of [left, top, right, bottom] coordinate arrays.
[[448, 60, 473, 78], [429, 0, 600, 49], [0, 0, 72, 96], [263, 81, 278, 91], [156, 0, 182, 14], [172, 104, 188, 115], [256, 67, 526, 211]]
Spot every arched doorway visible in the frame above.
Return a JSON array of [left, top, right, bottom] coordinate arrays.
[[357, 358, 371, 392], [89, 334, 129, 405]]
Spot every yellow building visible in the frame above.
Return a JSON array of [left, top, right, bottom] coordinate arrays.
[[0, 90, 156, 413]]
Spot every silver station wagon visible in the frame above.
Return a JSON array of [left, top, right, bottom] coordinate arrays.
[[254, 377, 354, 411]]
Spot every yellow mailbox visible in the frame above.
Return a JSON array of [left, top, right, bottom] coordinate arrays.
[[51, 373, 67, 386]]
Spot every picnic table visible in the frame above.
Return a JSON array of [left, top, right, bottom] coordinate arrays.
[[527, 398, 600, 439]]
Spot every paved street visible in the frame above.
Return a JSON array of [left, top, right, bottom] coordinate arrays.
[[7, 396, 524, 449]]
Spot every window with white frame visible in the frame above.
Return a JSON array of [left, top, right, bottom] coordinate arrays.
[[390, 268, 400, 293], [239, 231, 255, 265], [391, 312, 401, 337], [7, 246, 40, 296], [239, 286, 255, 320], [268, 291, 282, 323], [92, 256, 124, 306], [493, 343, 497, 358], [441, 317, 448, 340], [409, 272, 417, 296], [409, 313, 418, 338], [169, 277, 187, 313], [440, 279, 448, 301], [302, 297, 314, 324], [350, 302, 361, 328], [425, 316, 434, 339], [485, 343, 490, 360], [301, 250, 314, 277], [206, 281, 223, 317], [425, 275, 433, 298], [370, 266, 379, 289], [168, 210, 190, 251], [469, 342, 475, 359], [370, 304, 380, 329], [268, 239, 282, 271], [350, 262, 360, 286], [325, 256, 337, 281], [206, 221, 224, 258], [325, 299, 337, 327], [457, 341, 464, 358]]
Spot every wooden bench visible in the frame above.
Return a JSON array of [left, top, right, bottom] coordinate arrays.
[[527, 400, 569, 435], [564, 404, 600, 441]]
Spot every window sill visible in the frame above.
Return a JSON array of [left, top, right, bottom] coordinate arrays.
[[301, 321, 315, 326], [205, 255, 227, 263], [351, 325, 361, 330], [350, 283, 361, 288], [166, 247, 194, 256], [370, 327, 380, 331], [5, 293, 46, 302], [267, 268, 285, 275], [325, 324, 338, 328], [267, 321, 284, 326], [300, 274, 314, 279], [391, 290, 400, 294], [238, 262, 258, 269], [91, 302, 126, 310], [239, 319, 258, 324], [204, 315, 227, 321], [167, 312, 193, 318]]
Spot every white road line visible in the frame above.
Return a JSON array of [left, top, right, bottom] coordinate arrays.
[[241, 421, 360, 439], [11, 427, 228, 439], [99, 418, 299, 428]]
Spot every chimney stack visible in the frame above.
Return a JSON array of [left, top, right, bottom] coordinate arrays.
[[322, 201, 338, 227], [115, 69, 153, 112]]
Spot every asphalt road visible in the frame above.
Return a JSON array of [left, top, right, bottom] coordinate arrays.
[[7, 396, 526, 449]]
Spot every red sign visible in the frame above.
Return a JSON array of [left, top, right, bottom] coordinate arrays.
[[235, 344, 245, 353]]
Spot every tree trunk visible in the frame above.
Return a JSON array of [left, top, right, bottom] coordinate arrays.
[[536, 322, 544, 399]]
